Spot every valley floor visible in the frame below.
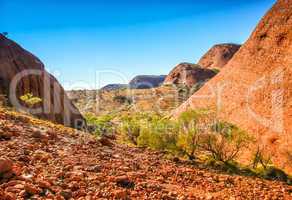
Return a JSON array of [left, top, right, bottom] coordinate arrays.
[[0, 109, 292, 200]]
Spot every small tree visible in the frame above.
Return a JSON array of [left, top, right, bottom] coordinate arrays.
[[200, 121, 252, 164], [176, 109, 212, 160], [119, 114, 143, 145], [20, 93, 42, 109]]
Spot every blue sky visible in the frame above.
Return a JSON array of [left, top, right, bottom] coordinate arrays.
[[1, 0, 275, 89]]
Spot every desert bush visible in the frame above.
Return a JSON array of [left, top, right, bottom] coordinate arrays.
[[200, 121, 252, 164], [119, 112, 179, 152], [20, 93, 42, 108], [176, 109, 212, 160], [119, 112, 156, 145], [137, 117, 178, 152], [85, 113, 115, 137], [119, 115, 141, 145]]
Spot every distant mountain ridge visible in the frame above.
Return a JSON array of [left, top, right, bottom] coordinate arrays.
[[129, 75, 166, 89], [100, 84, 128, 91]]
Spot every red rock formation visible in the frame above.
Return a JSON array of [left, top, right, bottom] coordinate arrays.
[[163, 63, 217, 88], [198, 43, 241, 69], [174, 0, 292, 171], [0, 34, 85, 129]]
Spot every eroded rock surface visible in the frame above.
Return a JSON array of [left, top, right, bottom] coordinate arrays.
[[0, 34, 85, 129]]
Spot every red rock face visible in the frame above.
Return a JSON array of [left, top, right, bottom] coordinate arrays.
[[163, 63, 217, 88], [198, 43, 241, 69], [0, 35, 85, 129], [174, 0, 292, 171]]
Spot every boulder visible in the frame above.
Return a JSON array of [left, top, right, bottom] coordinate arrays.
[[0, 34, 85, 129], [0, 158, 13, 174]]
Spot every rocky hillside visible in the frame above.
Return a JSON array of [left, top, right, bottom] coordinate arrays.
[[0, 34, 85, 129], [174, 0, 292, 172], [198, 43, 241, 69], [129, 75, 166, 89], [163, 63, 217, 88], [0, 107, 291, 199]]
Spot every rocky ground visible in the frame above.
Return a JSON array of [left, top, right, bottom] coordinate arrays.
[[0, 108, 292, 200]]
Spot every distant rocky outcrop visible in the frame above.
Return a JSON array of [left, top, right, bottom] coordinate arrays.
[[163, 63, 217, 88], [198, 43, 241, 69], [0, 34, 85, 129], [174, 0, 292, 171], [129, 75, 166, 89], [100, 84, 128, 91]]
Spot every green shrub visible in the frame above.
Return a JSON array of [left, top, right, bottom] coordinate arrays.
[[118, 112, 179, 153], [118, 112, 157, 145], [137, 117, 178, 152], [119, 114, 142, 145], [85, 113, 115, 137], [176, 109, 211, 160], [20, 93, 42, 108]]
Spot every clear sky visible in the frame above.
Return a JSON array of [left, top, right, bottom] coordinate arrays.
[[1, 0, 275, 90]]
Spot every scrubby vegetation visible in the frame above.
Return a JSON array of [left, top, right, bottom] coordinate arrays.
[[202, 121, 252, 164], [85, 112, 116, 137], [117, 109, 252, 166], [85, 109, 292, 184]]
